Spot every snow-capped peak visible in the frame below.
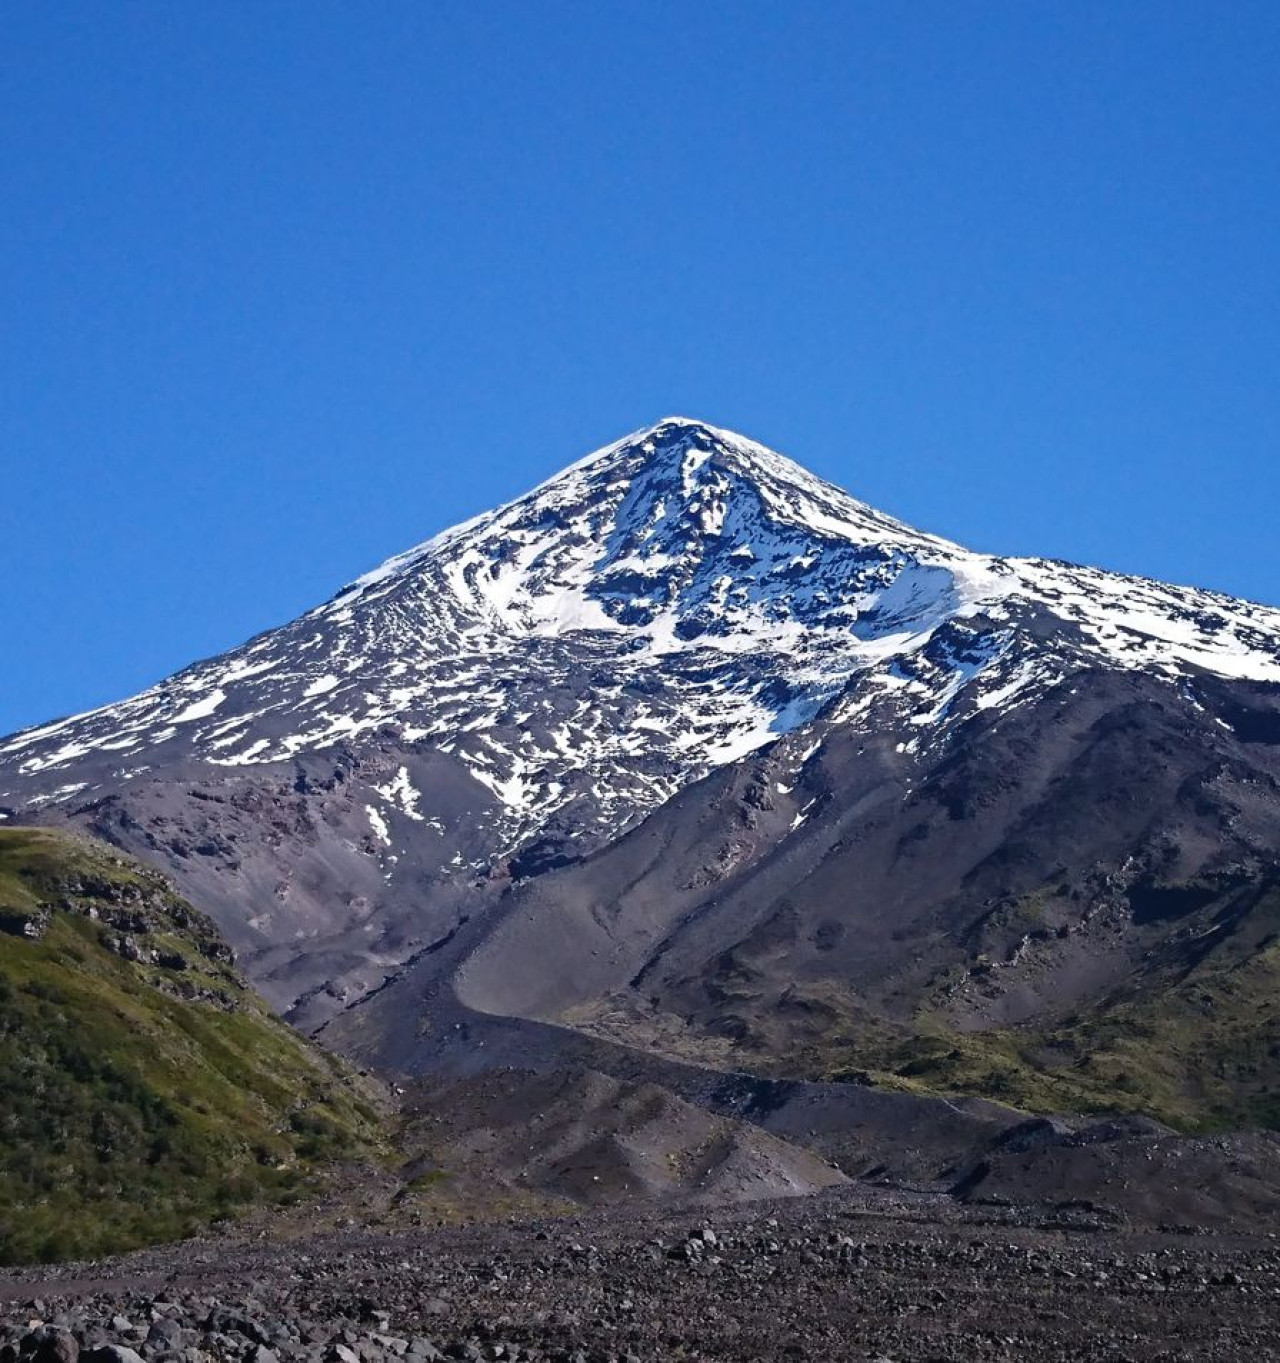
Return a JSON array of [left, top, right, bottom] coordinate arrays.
[[320, 417, 972, 644], [3, 419, 1280, 862]]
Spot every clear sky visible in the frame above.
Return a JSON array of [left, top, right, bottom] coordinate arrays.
[[3, 2, 1278, 735]]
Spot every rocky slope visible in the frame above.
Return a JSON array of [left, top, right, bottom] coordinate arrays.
[[4, 418, 1280, 1133], [446, 664, 1280, 1129]]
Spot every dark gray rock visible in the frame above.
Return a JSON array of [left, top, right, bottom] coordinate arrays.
[[82, 1349, 146, 1363], [144, 1321, 182, 1352], [26, 1329, 78, 1363]]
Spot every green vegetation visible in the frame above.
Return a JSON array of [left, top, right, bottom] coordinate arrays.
[[0, 826, 386, 1265], [800, 888, 1280, 1132]]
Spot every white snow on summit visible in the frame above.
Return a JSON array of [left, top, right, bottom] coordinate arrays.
[[3, 417, 1279, 856]]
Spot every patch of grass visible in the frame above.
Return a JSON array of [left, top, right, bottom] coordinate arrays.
[[403, 1169, 451, 1193], [0, 827, 387, 1265], [743, 882, 1280, 1133], [0, 826, 147, 911]]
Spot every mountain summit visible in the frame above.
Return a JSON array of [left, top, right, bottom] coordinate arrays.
[[5, 418, 1278, 814], [4, 418, 1280, 1061]]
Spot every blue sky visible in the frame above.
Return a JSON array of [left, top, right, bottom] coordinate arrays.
[[3, 1, 1278, 734]]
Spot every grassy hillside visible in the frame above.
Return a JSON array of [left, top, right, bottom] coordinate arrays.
[[779, 881, 1280, 1132], [0, 826, 387, 1265]]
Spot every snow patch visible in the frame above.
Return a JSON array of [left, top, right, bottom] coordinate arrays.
[[365, 805, 391, 846], [373, 766, 425, 821], [304, 674, 341, 698], [173, 689, 226, 723]]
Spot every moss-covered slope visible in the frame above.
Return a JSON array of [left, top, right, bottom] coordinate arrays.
[[0, 826, 386, 1265], [774, 877, 1280, 1133]]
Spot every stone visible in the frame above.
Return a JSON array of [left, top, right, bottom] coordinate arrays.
[[23, 1331, 76, 1363], [82, 1349, 147, 1363], [145, 1321, 183, 1352], [27, 1330, 78, 1363]]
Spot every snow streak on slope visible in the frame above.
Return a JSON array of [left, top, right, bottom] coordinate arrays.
[[3, 418, 1280, 858]]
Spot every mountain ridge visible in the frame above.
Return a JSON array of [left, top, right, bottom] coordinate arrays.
[[6, 418, 1279, 818]]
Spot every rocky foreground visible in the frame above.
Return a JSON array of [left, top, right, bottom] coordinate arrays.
[[3, 1187, 1279, 1363]]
